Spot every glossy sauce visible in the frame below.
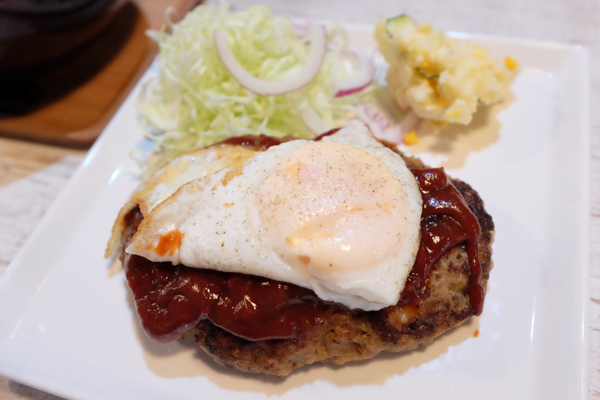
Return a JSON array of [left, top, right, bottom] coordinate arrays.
[[314, 127, 341, 141], [400, 166, 484, 315], [124, 135, 485, 342], [124, 252, 328, 342], [219, 134, 285, 150]]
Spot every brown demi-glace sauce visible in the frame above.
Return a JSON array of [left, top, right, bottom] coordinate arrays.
[[401, 167, 484, 315], [125, 251, 329, 342], [124, 132, 484, 342]]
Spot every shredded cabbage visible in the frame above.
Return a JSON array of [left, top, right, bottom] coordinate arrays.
[[137, 3, 375, 172]]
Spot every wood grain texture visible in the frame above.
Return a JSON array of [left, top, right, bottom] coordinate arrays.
[[0, 0, 597, 398]]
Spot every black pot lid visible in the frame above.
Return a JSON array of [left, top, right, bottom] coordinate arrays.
[[0, 0, 102, 15]]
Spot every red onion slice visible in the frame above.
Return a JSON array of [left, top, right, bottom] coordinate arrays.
[[332, 63, 374, 97], [214, 26, 327, 96]]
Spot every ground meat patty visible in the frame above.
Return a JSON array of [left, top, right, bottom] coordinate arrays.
[[187, 156, 494, 376], [119, 146, 494, 376]]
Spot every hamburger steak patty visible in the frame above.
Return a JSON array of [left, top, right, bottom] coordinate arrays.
[[120, 152, 494, 377], [191, 176, 494, 376]]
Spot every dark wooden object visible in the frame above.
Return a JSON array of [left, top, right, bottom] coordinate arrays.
[[0, 0, 199, 148]]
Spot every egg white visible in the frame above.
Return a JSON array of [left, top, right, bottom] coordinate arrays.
[[132, 145, 257, 217], [126, 120, 422, 311]]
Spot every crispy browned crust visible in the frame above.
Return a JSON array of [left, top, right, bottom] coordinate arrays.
[[190, 156, 495, 376]]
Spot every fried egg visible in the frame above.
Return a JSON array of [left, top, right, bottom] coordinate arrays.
[[105, 145, 257, 259], [126, 120, 423, 311], [132, 145, 258, 217]]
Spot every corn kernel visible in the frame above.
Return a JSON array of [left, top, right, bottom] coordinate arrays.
[[404, 131, 419, 145], [505, 56, 519, 71], [454, 109, 460, 117]]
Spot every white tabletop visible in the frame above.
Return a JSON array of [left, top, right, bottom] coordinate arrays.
[[0, 0, 598, 398]]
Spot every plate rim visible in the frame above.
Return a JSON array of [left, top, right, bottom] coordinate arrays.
[[0, 27, 591, 400]]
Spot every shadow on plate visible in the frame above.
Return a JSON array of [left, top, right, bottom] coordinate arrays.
[[124, 281, 479, 395], [409, 94, 515, 169]]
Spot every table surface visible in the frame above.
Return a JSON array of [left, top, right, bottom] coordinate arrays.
[[0, 0, 598, 398]]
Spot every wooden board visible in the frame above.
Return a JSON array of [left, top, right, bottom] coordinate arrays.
[[0, 0, 199, 148]]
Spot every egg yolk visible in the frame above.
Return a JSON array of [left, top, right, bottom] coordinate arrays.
[[259, 142, 411, 278]]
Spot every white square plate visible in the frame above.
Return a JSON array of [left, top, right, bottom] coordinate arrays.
[[0, 24, 589, 400]]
